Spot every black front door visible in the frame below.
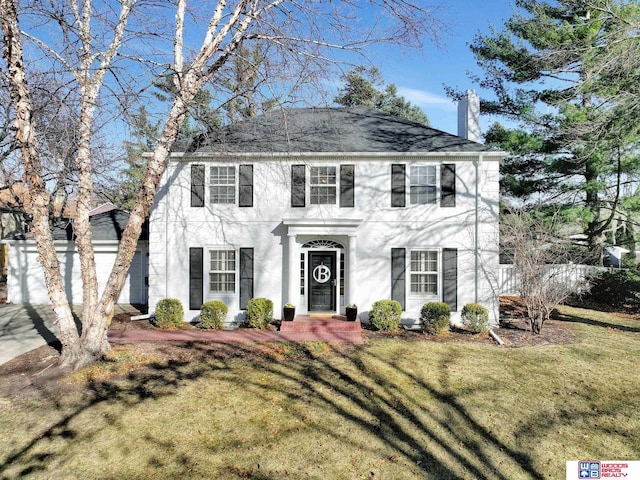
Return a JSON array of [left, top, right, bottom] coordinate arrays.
[[308, 251, 336, 311]]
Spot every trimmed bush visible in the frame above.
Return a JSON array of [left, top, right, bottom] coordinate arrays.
[[584, 268, 640, 307], [200, 300, 227, 329], [369, 299, 402, 331], [421, 302, 451, 335], [461, 303, 489, 333], [155, 298, 184, 329], [246, 297, 274, 329]]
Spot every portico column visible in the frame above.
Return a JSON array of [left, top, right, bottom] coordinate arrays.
[[287, 233, 298, 305], [347, 234, 357, 306]]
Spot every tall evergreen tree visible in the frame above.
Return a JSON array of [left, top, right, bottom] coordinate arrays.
[[469, 0, 640, 246], [334, 66, 430, 126], [110, 107, 160, 211]]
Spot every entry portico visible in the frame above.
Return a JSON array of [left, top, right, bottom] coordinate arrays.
[[284, 218, 361, 314]]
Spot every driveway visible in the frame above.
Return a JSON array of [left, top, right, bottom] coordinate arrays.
[[0, 304, 58, 365], [0, 304, 141, 365]]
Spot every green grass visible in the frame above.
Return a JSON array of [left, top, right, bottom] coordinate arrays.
[[1, 305, 639, 479]]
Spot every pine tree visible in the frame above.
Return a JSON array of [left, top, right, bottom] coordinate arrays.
[[334, 66, 430, 126], [471, 0, 640, 246]]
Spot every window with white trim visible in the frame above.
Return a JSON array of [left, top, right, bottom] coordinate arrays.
[[310, 166, 337, 204], [410, 250, 438, 295], [209, 250, 236, 293], [410, 165, 437, 205], [210, 166, 236, 204]]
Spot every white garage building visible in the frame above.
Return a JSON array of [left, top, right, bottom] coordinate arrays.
[[4, 208, 148, 306]]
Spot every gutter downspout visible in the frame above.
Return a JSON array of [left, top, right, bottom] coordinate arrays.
[[165, 168, 169, 304], [475, 155, 481, 304]]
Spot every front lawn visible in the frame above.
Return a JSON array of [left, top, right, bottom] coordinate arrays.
[[0, 304, 638, 479]]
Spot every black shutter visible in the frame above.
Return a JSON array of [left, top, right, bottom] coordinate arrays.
[[189, 247, 204, 310], [391, 248, 406, 310], [441, 164, 456, 207], [442, 248, 458, 311], [239, 164, 253, 207], [291, 165, 305, 207], [239, 248, 254, 310], [191, 165, 205, 207], [391, 164, 406, 207], [340, 164, 355, 207]]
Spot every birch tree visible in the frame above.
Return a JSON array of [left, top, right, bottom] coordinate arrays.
[[1, 0, 443, 369]]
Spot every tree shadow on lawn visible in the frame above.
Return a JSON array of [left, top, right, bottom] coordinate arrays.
[[1, 340, 545, 480], [242, 346, 546, 479], [553, 310, 640, 333]]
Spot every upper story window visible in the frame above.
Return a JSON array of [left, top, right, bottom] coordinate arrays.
[[410, 166, 437, 205], [209, 249, 236, 293], [410, 250, 438, 295], [291, 164, 354, 208], [191, 164, 253, 208], [210, 166, 236, 204], [310, 166, 337, 204], [391, 163, 456, 208]]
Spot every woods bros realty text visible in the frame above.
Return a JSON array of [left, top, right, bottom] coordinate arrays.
[[567, 461, 640, 479]]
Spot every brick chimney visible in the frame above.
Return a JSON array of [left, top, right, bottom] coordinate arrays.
[[457, 89, 480, 143]]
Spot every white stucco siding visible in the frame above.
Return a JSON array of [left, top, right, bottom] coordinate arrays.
[[148, 154, 501, 325], [477, 157, 501, 322], [156, 219, 284, 323], [157, 156, 486, 226], [6, 240, 148, 305], [352, 218, 487, 325]]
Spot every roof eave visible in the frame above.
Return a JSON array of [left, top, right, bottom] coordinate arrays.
[[166, 150, 506, 159]]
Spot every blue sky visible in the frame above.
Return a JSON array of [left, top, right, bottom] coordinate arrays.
[[363, 0, 516, 136]]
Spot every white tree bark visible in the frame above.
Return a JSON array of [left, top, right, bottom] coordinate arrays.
[[2, 0, 442, 369], [1, 0, 82, 365]]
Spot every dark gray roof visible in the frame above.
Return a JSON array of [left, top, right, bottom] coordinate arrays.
[[51, 210, 149, 241], [173, 107, 498, 154]]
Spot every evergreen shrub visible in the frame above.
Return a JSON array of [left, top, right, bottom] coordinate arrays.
[[461, 303, 489, 333], [584, 268, 640, 307], [369, 299, 402, 331], [200, 300, 227, 329], [155, 298, 184, 329], [421, 302, 451, 335], [246, 297, 274, 329]]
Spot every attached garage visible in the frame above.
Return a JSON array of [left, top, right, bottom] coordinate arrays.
[[4, 209, 148, 306]]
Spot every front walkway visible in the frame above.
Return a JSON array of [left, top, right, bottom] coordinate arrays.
[[109, 327, 363, 344], [111, 314, 363, 344]]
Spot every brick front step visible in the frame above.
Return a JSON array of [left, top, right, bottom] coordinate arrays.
[[279, 314, 362, 334]]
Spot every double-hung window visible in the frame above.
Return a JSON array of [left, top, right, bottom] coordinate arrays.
[[410, 166, 437, 205], [410, 250, 438, 295], [209, 250, 236, 293], [210, 166, 236, 204], [292, 164, 354, 207], [310, 166, 337, 204]]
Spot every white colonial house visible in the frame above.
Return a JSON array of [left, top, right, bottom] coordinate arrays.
[[149, 98, 503, 326]]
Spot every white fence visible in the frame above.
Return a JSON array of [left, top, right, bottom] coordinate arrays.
[[499, 264, 606, 296]]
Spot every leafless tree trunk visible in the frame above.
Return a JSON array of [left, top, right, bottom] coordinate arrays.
[[1, 0, 82, 363], [2, 0, 443, 369]]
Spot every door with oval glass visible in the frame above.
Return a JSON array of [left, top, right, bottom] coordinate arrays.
[[308, 251, 336, 311]]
